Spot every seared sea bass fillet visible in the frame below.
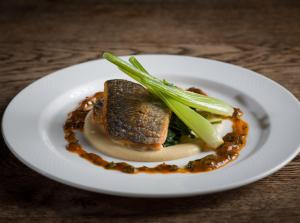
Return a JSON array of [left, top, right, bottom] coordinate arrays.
[[93, 79, 171, 150]]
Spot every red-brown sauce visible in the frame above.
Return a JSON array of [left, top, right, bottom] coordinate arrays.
[[64, 91, 248, 174]]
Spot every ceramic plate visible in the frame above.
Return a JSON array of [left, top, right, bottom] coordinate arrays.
[[2, 55, 300, 197]]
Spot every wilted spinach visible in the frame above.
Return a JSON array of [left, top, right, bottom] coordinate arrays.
[[163, 114, 193, 147]]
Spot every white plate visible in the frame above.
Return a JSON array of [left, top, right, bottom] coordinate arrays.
[[2, 55, 300, 198]]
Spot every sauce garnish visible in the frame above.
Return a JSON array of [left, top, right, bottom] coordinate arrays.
[[64, 91, 248, 174]]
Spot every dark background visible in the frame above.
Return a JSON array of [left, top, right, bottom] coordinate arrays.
[[0, 0, 299, 222]]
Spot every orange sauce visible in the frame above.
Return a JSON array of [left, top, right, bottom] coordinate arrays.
[[64, 92, 248, 174]]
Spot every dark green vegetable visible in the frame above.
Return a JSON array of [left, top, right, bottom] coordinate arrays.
[[163, 114, 193, 147], [163, 128, 179, 147]]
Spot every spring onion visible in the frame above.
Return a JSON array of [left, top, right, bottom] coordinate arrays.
[[103, 52, 233, 116], [126, 55, 223, 148]]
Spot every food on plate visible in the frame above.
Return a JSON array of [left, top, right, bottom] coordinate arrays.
[[83, 79, 225, 162], [63, 53, 248, 174]]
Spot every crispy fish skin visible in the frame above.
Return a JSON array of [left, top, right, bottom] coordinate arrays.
[[100, 79, 170, 150]]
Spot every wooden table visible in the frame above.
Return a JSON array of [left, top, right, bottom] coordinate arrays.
[[1, 0, 299, 222]]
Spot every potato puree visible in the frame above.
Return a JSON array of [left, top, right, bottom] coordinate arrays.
[[83, 111, 225, 162]]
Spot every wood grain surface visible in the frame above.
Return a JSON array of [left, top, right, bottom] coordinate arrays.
[[0, 0, 299, 222]]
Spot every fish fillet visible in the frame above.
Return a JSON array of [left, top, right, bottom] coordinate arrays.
[[94, 79, 171, 150]]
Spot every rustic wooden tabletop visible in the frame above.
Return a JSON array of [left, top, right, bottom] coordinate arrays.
[[0, 0, 299, 222]]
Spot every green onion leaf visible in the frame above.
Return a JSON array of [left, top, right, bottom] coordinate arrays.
[[103, 52, 233, 116]]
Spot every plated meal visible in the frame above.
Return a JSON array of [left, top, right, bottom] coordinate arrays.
[[3, 54, 299, 196], [64, 53, 248, 174]]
